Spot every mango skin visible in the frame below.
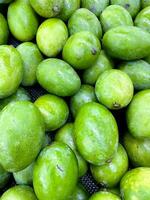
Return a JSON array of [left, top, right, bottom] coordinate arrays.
[[1, 185, 37, 200], [103, 26, 150, 60], [126, 90, 150, 139], [34, 94, 69, 131], [90, 144, 128, 188], [0, 101, 45, 172], [81, 0, 109, 17], [17, 42, 43, 86], [33, 142, 78, 200], [55, 123, 88, 177], [0, 165, 10, 189], [110, 0, 141, 18], [0, 13, 9, 45], [89, 191, 121, 200], [142, 0, 150, 8], [68, 8, 102, 38], [68, 184, 89, 200], [119, 60, 150, 90], [74, 102, 118, 166], [83, 50, 114, 85], [120, 168, 150, 200], [0, 45, 23, 99], [7, 0, 39, 42], [0, 0, 13, 3], [63, 31, 101, 70], [36, 58, 81, 97], [100, 5, 133, 32]]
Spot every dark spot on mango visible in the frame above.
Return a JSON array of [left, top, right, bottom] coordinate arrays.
[[91, 48, 97, 55], [125, 4, 130, 9]]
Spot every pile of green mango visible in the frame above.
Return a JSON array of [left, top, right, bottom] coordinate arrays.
[[1, 0, 150, 199]]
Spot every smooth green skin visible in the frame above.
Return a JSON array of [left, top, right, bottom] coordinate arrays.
[[83, 50, 114, 85], [17, 42, 43, 86], [74, 102, 119, 166], [68, 184, 89, 200], [63, 31, 101, 70], [123, 132, 150, 167], [119, 60, 150, 90], [89, 191, 121, 200], [34, 94, 69, 131], [91, 144, 128, 188], [68, 8, 102, 38], [145, 54, 150, 63], [120, 167, 150, 200], [30, 0, 63, 18], [81, 0, 109, 17], [0, 87, 31, 110], [0, 45, 23, 99], [70, 84, 97, 118], [0, 165, 10, 189], [0, 13, 9, 45], [1, 185, 37, 200], [36, 18, 68, 57], [36, 58, 81, 97], [55, 123, 88, 177], [106, 188, 120, 197], [0, 101, 45, 172], [103, 26, 150, 60], [7, 0, 39, 42], [135, 6, 150, 33], [33, 142, 78, 200], [95, 69, 134, 110], [100, 5, 133, 33], [142, 0, 150, 8], [58, 0, 80, 21], [110, 0, 141, 18], [126, 90, 150, 139]]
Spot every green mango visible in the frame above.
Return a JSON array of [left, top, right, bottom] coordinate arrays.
[[89, 191, 121, 200], [58, 0, 80, 21], [68, 8, 102, 38], [7, 0, 39, 41], [95, 69, 134, 110], [0, 13, 9, 45], [70, 84, 97, 118], [0, 0, 13, 3], [1, 185, 37, 200], [123, 132, 150, 167], [55, 123, 88, 177], [126, 90, 150, 139], [30, 0, 63, 18], [100, 5, 133, 32], [68, 184, 89, 200], [33, 142, 78, 200], [81, 0, 109, 17], [103, 26, 150, 60], [120, 167, 150, 200], [17, 42, 43, 86], [110, 0, 141, 18], [36, 18, 68, 57], [135, 6, 150, 33], [142, 0, 150, 8], [83, 50, 114, 85], [91, 144, 128, 188], [0, 45, 23, 99], [74, 102, 118, 166], [0, 165, 10, 189], [34, 94, 69, 131], [63, 31, 101, 70], [119, 60, 150, 90], [36, 58, 81, 97], [0, 101, 45, 172]]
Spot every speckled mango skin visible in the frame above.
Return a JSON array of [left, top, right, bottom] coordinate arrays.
[[74, 102, 119, 166], [90, 144, 128, 188], [120, 167, 150, 200], [0, 101, 45, 172], [100, 5, 133, 32], [126, 90, 150, 139], [0, 165, 10, 189], [7, 0, 39, 42], [68, 184, 89, 200], [1, 185, 38, 200], [103, 26, 150, 60], [89, 191, 121, 200], [0, 45, 23, 99], [33, 142, 78, 200], [0, 13, 9, 45], [141, 0, 150, 8], [36, 58, 81, 97], [55, 123, 88, 177]]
